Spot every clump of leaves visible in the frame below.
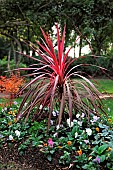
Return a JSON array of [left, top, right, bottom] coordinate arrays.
[[0, 72, 25, 105], [16, 23, 106, 128], [0, 72, 25, 95]]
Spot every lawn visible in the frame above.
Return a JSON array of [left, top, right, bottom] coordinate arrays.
[[93, 78, 113, 117], [92, 78, 113, 94]]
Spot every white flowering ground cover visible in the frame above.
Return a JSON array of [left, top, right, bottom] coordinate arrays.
[[0, 101, 113, 170]]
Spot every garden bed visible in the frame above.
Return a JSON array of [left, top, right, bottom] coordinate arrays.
[[0, 144, 61, 170], [0, 101, 113, 170]]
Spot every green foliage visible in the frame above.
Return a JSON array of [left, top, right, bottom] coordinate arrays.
[[0, 57, 27, 75], [72, 55, 113, 77], [0, 0, 113, 57], [59, 151, 71, 164], [0, 101, 113, 169]]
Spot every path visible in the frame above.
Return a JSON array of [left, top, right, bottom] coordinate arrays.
[[0, 92, 113, 99]]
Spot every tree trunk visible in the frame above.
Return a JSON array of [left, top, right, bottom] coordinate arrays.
[[79, 38, 82, 57], [7, 49, 11, 70]]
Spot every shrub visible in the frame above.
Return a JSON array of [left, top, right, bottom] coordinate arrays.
[[0, 72, 25, 106], [16, 23, 106, 129], [72, 55, 113, 77], [0, 57, 27, 76]]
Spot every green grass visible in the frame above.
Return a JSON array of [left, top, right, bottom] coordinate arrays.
[[0, 97, 22, 110], [93, 79, 113, 94], [92, 79, 113, 116], [91, 79, 113, 117], [102, 99, 113, 116], [0, 97, 22, 103]]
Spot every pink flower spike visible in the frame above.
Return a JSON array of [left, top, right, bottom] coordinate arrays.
[[48, 138, 54, 148]]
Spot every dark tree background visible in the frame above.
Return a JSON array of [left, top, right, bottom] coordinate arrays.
[[0, 0, 113, 74]]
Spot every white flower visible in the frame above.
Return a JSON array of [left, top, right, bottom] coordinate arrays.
[[67, 118, 74, 127], [9, 135, 13, 140], [75, 132, 78, 138], [73, 119, 77, 123], [108, 108, 110, 112], [69, 164, 74, 169], [4, 107, 7, 111], [81, 113, 85, 118], [76, 114, 80, 118], [93, 108, 96, 113], [86, 128, 92, 136], [93, 115, 99, 121], [50, 120, 54, 125], [52, 111, 57, 116], [13, 101, 18, 105], [53, 132, 58, 137], [56, 110, 59, 115], [91, 115, 100, 124], [24, 102, 27, 107], [56, 125, 60, 130], [39, 104, 43, 110], [56, 124, 63, 130], [78, 121, 82, 126], [2, 109, 4, 112], [15, 130, 20, 137]]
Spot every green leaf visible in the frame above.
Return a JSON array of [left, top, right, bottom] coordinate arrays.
[[32, 141, 38, 147], [100, 155, 106, 162], [92, 145, 98, 153], [50, 150, 55, 154], [47, 155, 52, 161], [98, 144, 108, 155]]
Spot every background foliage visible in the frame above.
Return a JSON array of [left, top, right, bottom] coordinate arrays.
[[0, 0, 113, 76]]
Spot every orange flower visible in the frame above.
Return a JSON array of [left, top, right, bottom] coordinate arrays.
[[43, 143, 47, 147], [58, 146, 62, 149], [77, 149, 82, 156], [107, 147, 112, 151], [12, 139, 15, 143], [95, 127, 100, 132], [67, 141, 72, 146], [9, 111, 13, 114]]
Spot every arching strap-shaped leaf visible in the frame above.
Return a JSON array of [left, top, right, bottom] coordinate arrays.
[[48, 75, 59, 129], [65, 80, 72, 122], [58, 83, 66, 126]]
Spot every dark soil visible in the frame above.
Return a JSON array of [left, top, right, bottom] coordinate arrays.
[[0, 143, 69, 170]]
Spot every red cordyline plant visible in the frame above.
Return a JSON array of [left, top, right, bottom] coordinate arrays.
[[16, 23, 106, 129]]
